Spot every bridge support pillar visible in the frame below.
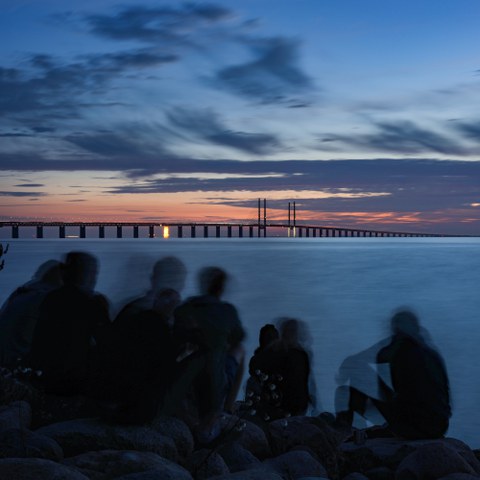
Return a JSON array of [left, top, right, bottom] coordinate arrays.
[[99, 226, 105, 238], [191, 226, 196, 238], [298, 228, 303, 237], [149, 225, 155, 238], [134, 226, 139, 238], [36, 226, 43, 238], [59, 226, 65, 238], [216, 226, 220, 238], [203, 226, 208, 238], [306, 228, 310, 237], [239, 226, 243, 238], [249, 226, 254, 237], [228, 226, 232, 238], [12, 226, 19, 238], [117, 226, 122, 238], [80, 226, 86, 238], [313, 228, 316, 237]]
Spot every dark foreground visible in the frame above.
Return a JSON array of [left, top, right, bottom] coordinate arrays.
[[0, 372, 479, 480]]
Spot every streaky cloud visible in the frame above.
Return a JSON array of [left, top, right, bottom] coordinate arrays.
[[166, 107, 281, 154]]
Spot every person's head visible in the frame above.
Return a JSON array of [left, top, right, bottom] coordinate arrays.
[[258, 324, 279, 350], [278, 318, 301, 346], [62, 251, 98, 291], [32, 260, 62, 287], [198, 266, 227, 297], [151, 256, 187, 294], [391, 309, 420, 338]]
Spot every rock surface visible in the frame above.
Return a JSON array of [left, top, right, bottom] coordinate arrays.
[[188, 448, 230, 479], [36, 418, 177, 460], [0, 427, 63, 461], [63, 449, 188, 480], [151, 415, 194, 458], [0, 458, 89, 479], [264, 450, 328, 479], [0, 400, 31, 430]]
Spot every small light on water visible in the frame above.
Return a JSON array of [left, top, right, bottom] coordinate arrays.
[[163, 226, 170, 239]]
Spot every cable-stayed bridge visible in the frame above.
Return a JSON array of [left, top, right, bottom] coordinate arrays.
[[0, 200, 469, 239]]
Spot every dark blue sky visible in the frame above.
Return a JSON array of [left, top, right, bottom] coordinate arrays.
[[1, 0, 479, 234]]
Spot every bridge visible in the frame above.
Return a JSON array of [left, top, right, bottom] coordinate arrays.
[[0, 200, 467, 239]]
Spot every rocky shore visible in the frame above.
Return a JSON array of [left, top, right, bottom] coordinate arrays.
[[1, 373, 479, 480]]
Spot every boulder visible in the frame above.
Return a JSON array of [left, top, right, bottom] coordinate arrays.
[[340, 437, 480, 477], [151, 415, 194, 458], [264, 450, 328, 479], [188, 448, 230, 479], [210, 470, 283, 480], [0, 427, 63, 461], [0, 458, 88, 479], [0, 400, 31, 430], [439, 475, 480, 480], [396, 443, 479, 480], [366, 466, 395, 480], [269, 416, 341, 477], [63, 449, 188, 480], [219, 415, 271, 459], [115, 468, 192, 480], [218, 442, 261, 472], [36, 418, 177, 460]]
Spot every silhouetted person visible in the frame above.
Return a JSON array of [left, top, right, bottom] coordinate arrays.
[[0, 260, 62, 367], [29, 251, 109, 396], [246, 318, 312, 421], [336, 310, 451, 439], [173, 266, 245, 441], [96, 288, 180, 424]]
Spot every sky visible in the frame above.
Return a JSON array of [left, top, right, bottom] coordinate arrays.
[[0, 0, 479, 234]]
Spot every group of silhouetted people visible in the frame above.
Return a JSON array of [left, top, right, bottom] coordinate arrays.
[[0, 250, 451, 442]]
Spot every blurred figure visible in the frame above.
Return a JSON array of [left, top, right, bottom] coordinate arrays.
[[0, 260, 62, 367], [96, 287, 181, 424], [29, 251, 109, 396], [173, 266, 246, 441], [92, 256, 186, 424], [336, 309, 451, 439], [245, 318, 314, 421]]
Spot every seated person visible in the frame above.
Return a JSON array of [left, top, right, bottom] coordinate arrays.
[[336, 310, 451, 439], [246, 318, 311, 421], [29, 252, 109, 396]]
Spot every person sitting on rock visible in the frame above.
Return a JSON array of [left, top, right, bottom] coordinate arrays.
[[0, 260, 62, 368], [336, 309, 451, 439], [172, 266, 246, 442], [28, 251, 109, 396], [246, 318, 312, 421]]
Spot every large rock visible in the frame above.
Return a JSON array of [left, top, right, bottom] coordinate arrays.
[[63, 449, 189, 480], [264, 450, 328, 479], [151, 415, 194, 458], [218, 415, 270, 459], [0, 400, 31, 430], [269, 416, 341, 477], [115, 469, 192, 480], [340, 437, 480, 478], [396, 443, 480, 480], [36, 418, 177, 460], [210, 470, 283, 480], [188, 448, 230, 479], [0, 458, 88, 479], [0, 427, 63, 461], [218, 442, 261, 472]]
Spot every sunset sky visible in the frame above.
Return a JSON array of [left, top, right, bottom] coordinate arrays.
[[1, 0, 480, 234]]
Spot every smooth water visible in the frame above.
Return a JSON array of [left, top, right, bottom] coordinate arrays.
[[1, 238, 479, 447]]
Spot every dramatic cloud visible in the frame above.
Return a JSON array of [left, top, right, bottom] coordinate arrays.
[[328, 121, 468, 155], [14, 183, 45, 187], [166, 107, 281, 154], [85, 4, 232, 44], [213, 37, 314, 104]]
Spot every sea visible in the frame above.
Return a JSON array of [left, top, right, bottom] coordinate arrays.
[[1, 237, 479, 447]]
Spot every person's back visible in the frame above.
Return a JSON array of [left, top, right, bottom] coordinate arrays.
[[29, 252, 107, 396], [377, 310, 451, 438], [0, 261, 61, 367]]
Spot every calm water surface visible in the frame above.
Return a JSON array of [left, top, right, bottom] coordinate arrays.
[[1, 238, 479, 446]]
